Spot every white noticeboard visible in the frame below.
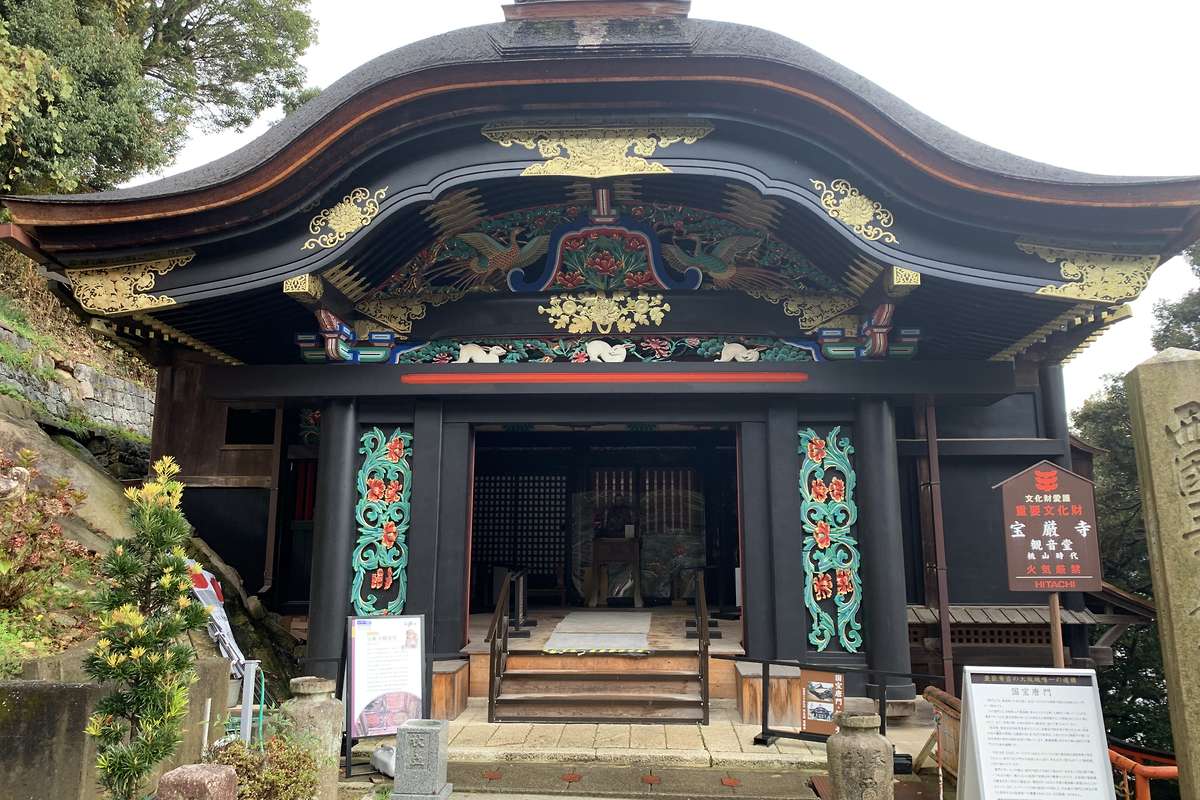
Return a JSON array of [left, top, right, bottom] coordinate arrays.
[[958, 666, 1114, 800], [345, 615, 425, 738]]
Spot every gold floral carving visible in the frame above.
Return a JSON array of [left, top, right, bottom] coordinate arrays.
[[885, 266, 921, 297], [356, 291, 463, 338], [810, 179, 898, 244], [1018, 241, 1159, 303], [538, 291, 670, 334], [744, 290, 858, 331], [282, 273, 325, 303], [66, 252, 194, 315], [302, 187, 388, 250], [482, 120, 714, 178]]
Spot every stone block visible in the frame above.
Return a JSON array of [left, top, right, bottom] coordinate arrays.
[[280, 676, 343, 800], [1125, 348, 1200, 793], [826, 712, 893, 800], [393, 719, 452, 799], [156, 764, 237, 800]]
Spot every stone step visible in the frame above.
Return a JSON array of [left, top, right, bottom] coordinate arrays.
[[504, 652, 700, 672], [500, 669, 701, 695], [493, 691, 705, 722]]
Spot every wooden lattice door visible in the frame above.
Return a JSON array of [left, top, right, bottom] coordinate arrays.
[[471, 471, 569, 606]]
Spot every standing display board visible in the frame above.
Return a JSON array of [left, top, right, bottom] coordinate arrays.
[[797, 669, 846, 736], [345, 615, 425, 738], [958, 666, 1114, 799], [996, 461, 1102, 592]]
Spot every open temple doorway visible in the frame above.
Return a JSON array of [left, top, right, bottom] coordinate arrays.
[[467, 426, 740, 618]]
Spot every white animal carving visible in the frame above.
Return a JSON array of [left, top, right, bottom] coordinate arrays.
[[454, 343, 506, 363], [715, 343, 765, 363], [585, 340, 630, 363]]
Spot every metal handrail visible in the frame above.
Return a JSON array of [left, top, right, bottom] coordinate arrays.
[[694, 570, 710, 725], [485, 571, 513, 643]]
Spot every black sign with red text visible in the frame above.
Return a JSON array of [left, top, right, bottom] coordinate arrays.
[[996, 461, 1103, 592]]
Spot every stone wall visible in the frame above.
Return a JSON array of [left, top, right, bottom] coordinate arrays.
[[0, 324, 153, 438]]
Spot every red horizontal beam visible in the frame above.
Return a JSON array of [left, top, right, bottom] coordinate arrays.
[[400, 371, 809, 385]]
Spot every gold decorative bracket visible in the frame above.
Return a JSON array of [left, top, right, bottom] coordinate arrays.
[[1018, 241, 1160, 303], [482, 120, 714, 178], [744, 290, 859, 331], [810, 178, 898, 244], [66, 251, 193, 315], [302, 187, 388, 250], [282, 273, 325, 305], [885, 266, 921, 298]]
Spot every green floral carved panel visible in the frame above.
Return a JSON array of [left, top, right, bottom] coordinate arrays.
[[799, 426, 862, 653], [353, 428, 412, 616]]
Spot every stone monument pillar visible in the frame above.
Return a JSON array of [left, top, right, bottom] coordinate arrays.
[[279, 676, 343, 800], [1125, 348, 1200, 794], [392, 719, 452, 799], [826, 712, 893, 800]]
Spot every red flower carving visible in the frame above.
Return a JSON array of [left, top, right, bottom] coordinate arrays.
[[566, 206, 580, 217], [807, 438, 827, 463], [812, 572, 833, 601], [556, 271, 585, 289], [366, 478, 385, 502], [836, 569, 854, 596], [631, 206, 645, 218], [386, 437, 406, 463], [384, 567, 394, 591], [624, 270, 657, 289], [642, 337, 671, 358], [370, 568, 384, 590], [381, 521, 398, 549], [587, 250, 619, 276], [433, 352, 453, 364], [563, 235, 585, 251], [811, 478, 829, 502], [625, 235, 646, 251], [685, 337, 700, 347], [813, 520, 831, 549], [570, 351, 589, 363], [829, 476, 845, 503], [384, 480, 402, 504]]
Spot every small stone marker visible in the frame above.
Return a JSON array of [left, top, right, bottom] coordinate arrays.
[[1126, 348, 1200, 794], [392, 719, 452, 799], [280, 676, 343, 800], [156, 764, 237, 800], [826, 712, 893, 800]]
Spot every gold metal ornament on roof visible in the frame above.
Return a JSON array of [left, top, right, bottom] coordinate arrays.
[[743, 289, 858, 331], [482, 120, 714, 178], [810, 179, 899, 244], [356, 291, 464, 338], [537, 290, 670, 335], [66, 251, 194, 315], [1018, 241, 1159, 303], [302, 187, 388, 250]]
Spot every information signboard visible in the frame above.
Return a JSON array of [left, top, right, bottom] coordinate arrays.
[[345, 614, 425, 738], [797, 669, 845, 736], [995, 461, 1103, 592], [958, 666, 1114, 800]]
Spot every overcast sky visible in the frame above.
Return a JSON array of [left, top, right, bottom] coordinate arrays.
[[142, 0, 1200, 411]]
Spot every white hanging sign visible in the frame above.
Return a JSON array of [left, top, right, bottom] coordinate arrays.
[[958, 666, 1114, 800]]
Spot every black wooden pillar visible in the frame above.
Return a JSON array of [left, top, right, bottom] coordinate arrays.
[[307, 398, 358, 679], [1039, 362, 1091, 664], [855, 398, 916, 700], [738, 421, 776, 659], [406, 401, 472, 658], [766, 403, 808, 659]]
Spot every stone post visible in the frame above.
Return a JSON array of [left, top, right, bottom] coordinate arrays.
[[392, 719, 452, 799], [826, 712, 893, 800], [1125, 348, 1200, 793], [279, 677, 343, 800], [156, 764, 237, 800]]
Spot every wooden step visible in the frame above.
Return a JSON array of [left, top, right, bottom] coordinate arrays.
[[501, 673, 701, 695], [493, 691, 705, 722], [504, 652, 699, 672]]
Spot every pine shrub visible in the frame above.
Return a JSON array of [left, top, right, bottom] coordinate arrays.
[[83, 456, 210, 800]]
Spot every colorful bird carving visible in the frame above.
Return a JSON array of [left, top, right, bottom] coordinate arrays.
[[660, 235, 760, 282], [455, 228, 550, 275]]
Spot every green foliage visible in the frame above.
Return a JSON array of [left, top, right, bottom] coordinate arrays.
[[1150, 252, 1200, 352], [0, 608, 43, 676], [0, 447, 89, 609], [0, 0, 317, 194], [207, 734, 319, 800], [0, 0, 166, 193], [83, 457, 210, 800], [0, 337, 57, 382], [281, 85, 322, 117]]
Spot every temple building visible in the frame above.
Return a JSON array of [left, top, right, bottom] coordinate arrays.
[[2, 0, 1191, 719]]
